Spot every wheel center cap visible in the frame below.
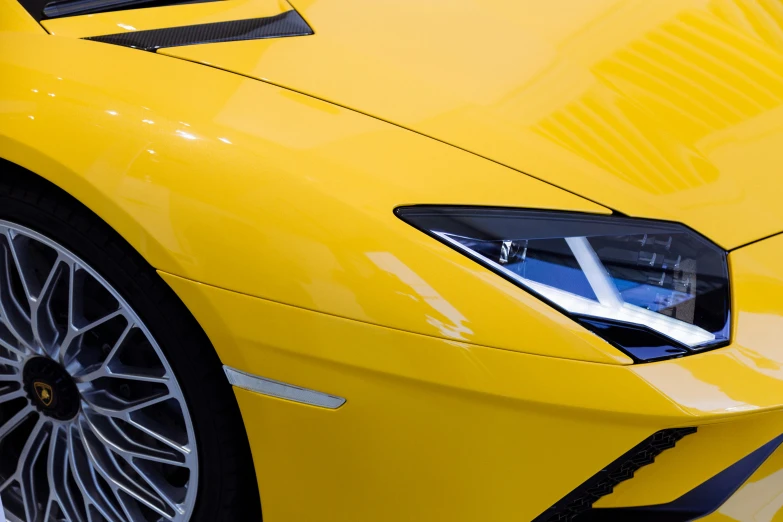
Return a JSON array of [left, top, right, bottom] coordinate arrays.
[[23, 357, 80, 421]]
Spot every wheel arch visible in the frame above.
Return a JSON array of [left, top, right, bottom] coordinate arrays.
[[0, 152, 264, 522], [0, 137, 189, 279]]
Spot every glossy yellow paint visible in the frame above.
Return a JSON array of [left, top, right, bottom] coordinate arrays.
[[161, 271, 674, 521], [160, 227, 783, 520], [42, 0, 291, 37], [590, 233, 783, 509], [0, 0, 44, 33], [595, 410, 783, 507], [158, 0, 783, 250], [702, 445, 783, 521], [4, 0, 783, 519], [631, 233, 783, 418], [0, 32, 630, 364]]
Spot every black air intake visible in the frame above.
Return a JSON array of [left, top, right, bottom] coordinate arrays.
[[533, 427, 697, 522]]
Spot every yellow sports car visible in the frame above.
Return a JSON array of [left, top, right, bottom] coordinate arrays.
[[1, 0, 783, 520]]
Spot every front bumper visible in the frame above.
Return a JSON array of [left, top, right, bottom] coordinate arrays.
[[162, 231, 783, 522]]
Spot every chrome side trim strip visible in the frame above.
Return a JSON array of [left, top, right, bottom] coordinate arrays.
[[223, 366, 346, 409]]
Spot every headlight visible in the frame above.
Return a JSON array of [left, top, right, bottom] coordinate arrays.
[[396, 207, 730, 362]]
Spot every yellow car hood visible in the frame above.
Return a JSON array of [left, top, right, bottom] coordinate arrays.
[[50, 0, 783, 249]]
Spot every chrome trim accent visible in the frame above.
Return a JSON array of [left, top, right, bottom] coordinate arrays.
[[223, 366, 346, 409]]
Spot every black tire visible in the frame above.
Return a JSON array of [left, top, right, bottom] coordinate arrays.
[[0, 158, 262, 522]]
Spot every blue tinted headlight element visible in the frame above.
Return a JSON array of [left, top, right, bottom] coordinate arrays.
[[396, 207, 730, 362]]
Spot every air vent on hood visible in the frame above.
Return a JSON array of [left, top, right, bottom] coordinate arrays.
[[84, 10, 312, 51], [18, 0, 313, 51]]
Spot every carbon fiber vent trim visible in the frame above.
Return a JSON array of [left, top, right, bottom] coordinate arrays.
[[84, 10, 312, 51], [532, 427, 697, 522]]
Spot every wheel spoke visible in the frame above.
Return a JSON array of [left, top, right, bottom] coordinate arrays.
[[84, 391, 172, 417], [32, 258, 67, 358], [35, 256, 64, 309], [110, 451, 181, 519], [72, 323, 134, 383], [54, 261, 79, 366], [64, 447, 87, 522], [77, 367, 169, 385], [0, 238, 33, 352], [0, 222, 197, 522], [78, 420, 175, 520], [67, 262, 76, 334], [68, 426, 125, 522], [0, 405, 35, 439], [19, 419, 50, 522], [127, 416, 191, 458], [77, 310, 125, 338], [0, 327, 26, 361], [43, 499, 57, 522], [106, 366, 169, 384], [47, 424, 86, 522], [0, 387, 27, 403], [60, 309, 125, 367], [5, 230, 35, 304], [83, 410, 186, 467], [0, 372, 19, 382], [130, 458, 185, 516]]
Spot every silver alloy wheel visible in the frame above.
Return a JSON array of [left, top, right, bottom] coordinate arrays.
[[0, 221, 198, 522]]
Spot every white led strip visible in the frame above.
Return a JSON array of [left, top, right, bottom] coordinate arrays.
[[435, 232, 715, 347]]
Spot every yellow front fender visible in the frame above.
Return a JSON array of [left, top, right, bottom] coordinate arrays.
[[0, 31, 627, 364]]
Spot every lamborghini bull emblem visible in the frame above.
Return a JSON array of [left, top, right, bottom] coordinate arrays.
[[33, 381, 53, 407]]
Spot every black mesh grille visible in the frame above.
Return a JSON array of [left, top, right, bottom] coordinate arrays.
[[533, 427, 697, 522], [84, 10, 313, 51]]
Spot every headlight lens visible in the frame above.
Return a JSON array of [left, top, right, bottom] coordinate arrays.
[[396, 207, 730, 362]]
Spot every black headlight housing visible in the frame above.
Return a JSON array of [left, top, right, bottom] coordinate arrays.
[[396, 206, 731, 363]]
